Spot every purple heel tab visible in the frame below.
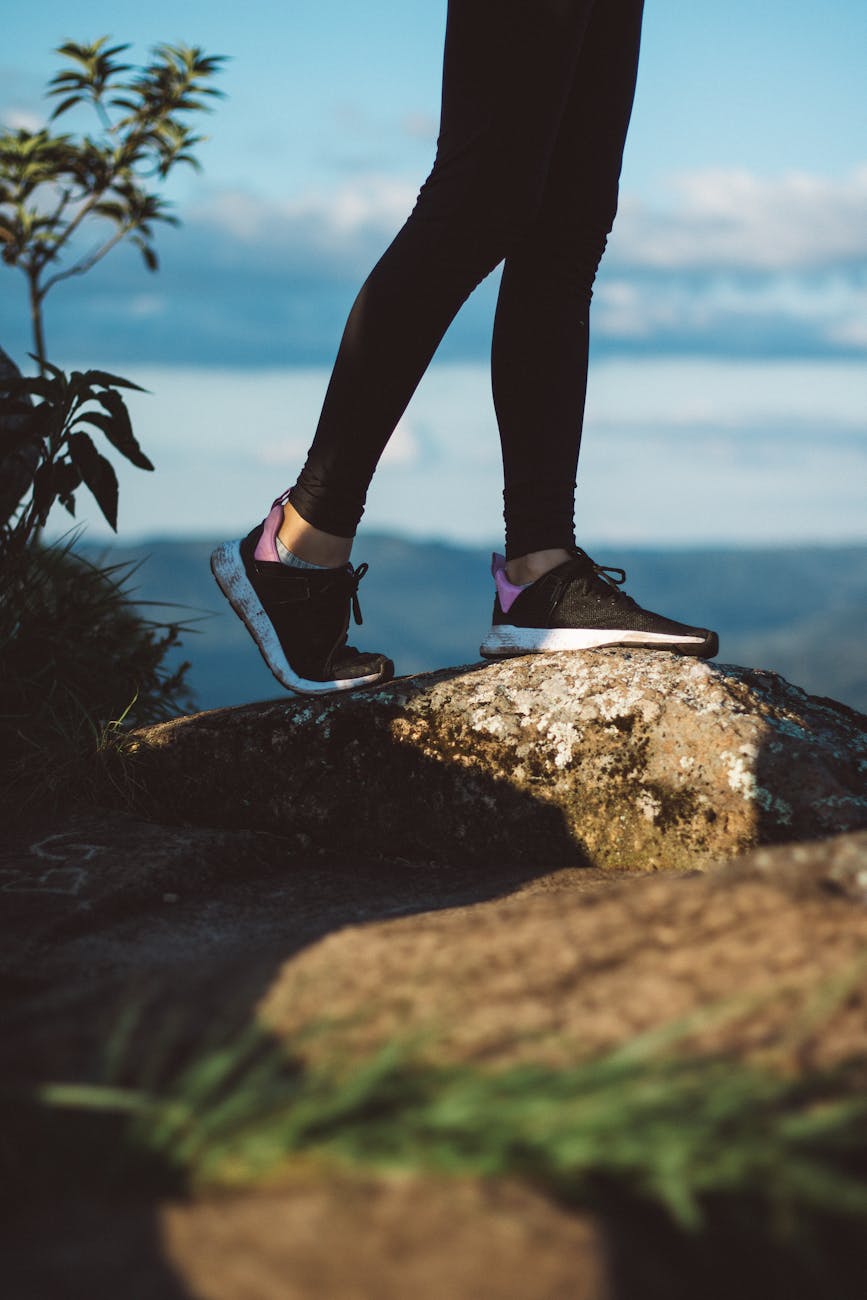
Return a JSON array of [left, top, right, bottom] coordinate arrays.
[[253, 503, 285, 562], [491, 551, 528, 614]]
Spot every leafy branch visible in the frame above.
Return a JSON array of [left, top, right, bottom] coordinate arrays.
[[0, 38, 225, 369]]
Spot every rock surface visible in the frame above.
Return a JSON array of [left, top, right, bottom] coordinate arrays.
[[4, 655, 867, 1299], [3, 816, 867, 1300], [259, 830, 867, 1074], [126, 652, 867, 870]]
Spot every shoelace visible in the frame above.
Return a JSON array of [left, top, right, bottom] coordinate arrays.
[[268, 493, 368, 626], [347, 562, 368, 625], [317, 562, 369, 624], [266, 560, 368, 624], [547, 549, 628, 617]]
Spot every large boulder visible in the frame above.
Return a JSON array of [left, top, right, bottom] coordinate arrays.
[[125, 651, 867, 870]]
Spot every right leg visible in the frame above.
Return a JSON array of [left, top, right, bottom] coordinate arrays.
[[479, 1, 718, 661], [492, 0, 645, 569]]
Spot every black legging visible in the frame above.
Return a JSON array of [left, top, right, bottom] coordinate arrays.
[[288, 0, 644, 558]]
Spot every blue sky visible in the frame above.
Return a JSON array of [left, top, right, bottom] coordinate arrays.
[[2, 1, 866, 545]]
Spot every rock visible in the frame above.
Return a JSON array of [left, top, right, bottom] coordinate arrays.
[[2, 1178, 609, 1300], [3, 814, 867, 1300], [0, 809, 282, 976], [0, 809, 566, 999], [259, 829, 867, 1075], [718, 827, 867, 902], [125, 652, 867, 870]]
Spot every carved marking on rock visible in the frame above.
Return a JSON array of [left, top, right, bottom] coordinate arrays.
[[31, 834, 103, 865], [0, 866, 89, 896], [0, 834, 106, 896]]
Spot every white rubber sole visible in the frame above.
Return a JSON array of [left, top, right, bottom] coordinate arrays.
[[210, 540, 385, 696], [479, 624, 708, 658]]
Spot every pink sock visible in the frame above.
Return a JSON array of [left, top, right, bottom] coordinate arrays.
[[490, 552, 529, 614]]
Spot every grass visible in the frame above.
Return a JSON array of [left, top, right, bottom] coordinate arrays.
[[6, 1006, 867, 1247], [0, 534, 195, 821]]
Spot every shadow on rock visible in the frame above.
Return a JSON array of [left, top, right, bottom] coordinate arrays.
[[2, 653, 866, 1297]]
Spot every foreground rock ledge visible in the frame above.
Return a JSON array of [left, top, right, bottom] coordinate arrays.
[[126, 652, 867, 870]]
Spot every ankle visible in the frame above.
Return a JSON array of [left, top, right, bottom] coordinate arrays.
[[278, 501, 353, 568], [505, 547, 571, 586]]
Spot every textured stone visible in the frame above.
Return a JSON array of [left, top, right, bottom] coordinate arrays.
[[259, 829, 867, 1075], [718, 827, 867, 902], [0, 810, 283, 981], [125, 651, 867, 870]]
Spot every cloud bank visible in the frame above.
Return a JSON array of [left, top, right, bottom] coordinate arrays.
[[1, 165, 864, 368], [610, 167, 867, 273]]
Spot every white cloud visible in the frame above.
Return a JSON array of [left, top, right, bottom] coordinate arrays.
[[187, 163, 867, 288], [8, 165, 864, 367], [60, 361, 866, 548], [254, 438, 311, 467], [380, 414, 421, 466], [127, 294, 166, 319], [192, 175, 416, 270], [610, 165, 867, 273], [402, 111, 438, 143], [1, 107, 43, 132], [254, 414, 420, 472], [594, 268, 867, 354], [827, 313, 867, 350]]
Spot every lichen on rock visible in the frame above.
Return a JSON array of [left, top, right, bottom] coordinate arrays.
[[125, 650, 867, 871]]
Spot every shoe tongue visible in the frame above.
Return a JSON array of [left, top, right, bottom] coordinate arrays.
[[552, 551, 594, 580], [551, 550, 612, 596]]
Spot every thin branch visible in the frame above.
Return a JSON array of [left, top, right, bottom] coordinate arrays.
[[95, 99, 115, 134], [46, 185, 74, 230], [37, 188, 108, 274], [41, 224, 130, 293], [28, 268, 48, 371]]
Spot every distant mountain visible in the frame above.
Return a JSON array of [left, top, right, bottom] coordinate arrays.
[[78, 536, 867, 716]]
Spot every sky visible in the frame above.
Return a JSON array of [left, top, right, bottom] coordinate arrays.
[[1, 0, 866, 547]]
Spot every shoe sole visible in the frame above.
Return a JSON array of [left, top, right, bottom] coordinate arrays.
[[210, 540, 389, 696], [479, 625, 719, 659]]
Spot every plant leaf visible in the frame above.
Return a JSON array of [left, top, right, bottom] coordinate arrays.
[[28, 356, 68, 389], [54, 461, 82, 516], [84, 389, 154, 470], [81, 370, 148, 392], [0, 380, 46, 410], [49, 95, 85, 121], [32, 462, 56, 525], [67, 431, 119, 530], [77, 409, 154, 471], [6, 373, 58, 403]]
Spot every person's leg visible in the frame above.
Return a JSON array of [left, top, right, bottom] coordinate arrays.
[[480, 0, 718, 659], [492, 0, 644, 581], [282, 0, 600, 561], [213, 1, 606, 691]]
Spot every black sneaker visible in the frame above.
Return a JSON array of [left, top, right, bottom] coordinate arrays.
[[210, 503, 394, 695], [479, 549, 719, 660]]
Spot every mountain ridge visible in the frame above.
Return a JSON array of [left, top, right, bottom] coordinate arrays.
[[78, 535, 867, 714]]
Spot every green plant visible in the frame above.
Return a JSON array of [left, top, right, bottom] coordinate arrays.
[[10, 1006, 867, 1241], [1, 363, 152, 553], [0, 537, 193, 819], [0, 37, 224, 369], [0, 36, 222, 786]]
